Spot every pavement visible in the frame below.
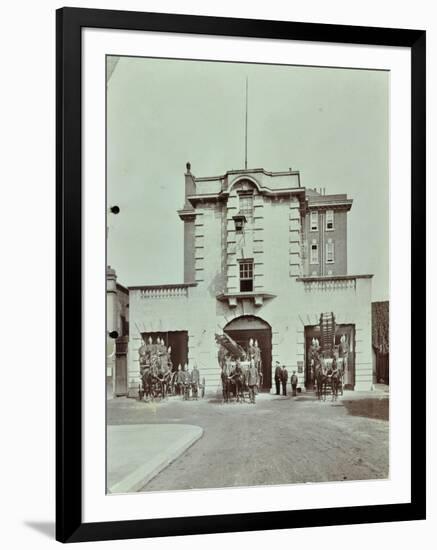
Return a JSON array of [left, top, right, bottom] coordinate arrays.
[[107, 388, 389, 493], [107, 423, 203, 493]]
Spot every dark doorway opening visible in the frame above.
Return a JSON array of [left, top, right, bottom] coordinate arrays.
[[141, 331, 188, 371], [224, 315, 272, 390], [375, 352, 389, 384]]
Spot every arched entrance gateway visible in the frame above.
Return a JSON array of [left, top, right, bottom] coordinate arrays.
[[223, 315, 272, 391]]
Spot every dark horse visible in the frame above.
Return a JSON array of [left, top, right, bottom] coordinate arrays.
[[315, 362, 328, 401], [221, 361, 246, 403], [140, 366, 154, 401], [229, 363, 246, 402]]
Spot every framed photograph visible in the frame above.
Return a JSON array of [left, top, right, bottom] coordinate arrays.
[[56, 7, 426, 543]]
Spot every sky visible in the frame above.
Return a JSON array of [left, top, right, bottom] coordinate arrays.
[[107, 56, 389, 301]]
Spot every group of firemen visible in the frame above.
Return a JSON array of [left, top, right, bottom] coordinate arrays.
[[173, 363, 201, 399], [274, 362, 299, 397]]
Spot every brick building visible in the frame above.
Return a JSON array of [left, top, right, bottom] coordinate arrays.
[[109, 163, 374, 397]]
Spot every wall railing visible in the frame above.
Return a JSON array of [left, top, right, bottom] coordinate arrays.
[[129, 283, 197, 299], [297, 275, 372, 293]]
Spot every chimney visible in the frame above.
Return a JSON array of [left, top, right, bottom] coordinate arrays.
[[179, 162, 196, 283], [184, 161, 196, 210]]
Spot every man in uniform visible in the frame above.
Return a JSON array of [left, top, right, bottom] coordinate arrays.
[[247, 359, 259, 404], [274, 361, 282, 395], [175, 364, 184, 395], [290, 370, 298, 397], [281, 365, 289, 396], [191, 364, 200, 399], [183, 364, 191, 400], [248, 338, 255, 361], [253, 340, 262, 388]]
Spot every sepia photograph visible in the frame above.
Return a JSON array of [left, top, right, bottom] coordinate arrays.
[[105, 55, 390, 495]]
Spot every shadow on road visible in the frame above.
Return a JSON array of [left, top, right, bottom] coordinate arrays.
[[294, 395, 318, 402], [342, 398, 389, 421], [207, 398, 223, 404]]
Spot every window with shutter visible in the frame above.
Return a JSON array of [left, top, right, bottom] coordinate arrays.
[[326, 210, 334, 230], [326, 240, 335, 263]]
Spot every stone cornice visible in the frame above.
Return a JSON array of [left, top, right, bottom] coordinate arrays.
[[216, 291, 276, 308], [177, 208, 197, 221]]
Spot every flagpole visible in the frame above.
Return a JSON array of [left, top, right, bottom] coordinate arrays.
[[245, 77, 248, 170]]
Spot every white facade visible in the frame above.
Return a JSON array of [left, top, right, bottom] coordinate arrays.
[[126, 166, 373, 396]]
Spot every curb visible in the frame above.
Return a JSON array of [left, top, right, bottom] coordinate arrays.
[[109, 425, 203, 494]]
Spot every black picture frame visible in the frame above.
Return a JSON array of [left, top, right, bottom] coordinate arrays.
[[56, 7, 426, 543]]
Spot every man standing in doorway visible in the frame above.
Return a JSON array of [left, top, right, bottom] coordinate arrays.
[[274, 361, 282, 395], [290, 370, 298, 397], [282, 365, 288, 396], [247, 359, 259, 404]]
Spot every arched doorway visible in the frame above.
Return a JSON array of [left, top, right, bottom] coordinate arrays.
[[224, 315, 272, 390]]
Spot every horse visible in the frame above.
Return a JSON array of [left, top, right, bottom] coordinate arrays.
[[336, 357, 345, 395], [229, 363, 245, 402], [315, 363, 328, 401], [221, 362, 233, 403], [154, 364, 171, 399], [140, 366, 154, 401]]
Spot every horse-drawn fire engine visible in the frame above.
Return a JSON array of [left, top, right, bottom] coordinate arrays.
[[215, 332, 261, 403], [137, 335, 205, 401], [309, 312, 345, 401]]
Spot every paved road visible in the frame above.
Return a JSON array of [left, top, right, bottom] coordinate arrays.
[[107, 391, 389, 492]]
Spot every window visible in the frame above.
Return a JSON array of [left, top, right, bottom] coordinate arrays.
[[239, 193, 253, 220], [326, 209, 334, 230], [326, 240, 335, 263], [310, 241, 319, 264], [310, 211, 318, 231], [239, 259, 254, 292]]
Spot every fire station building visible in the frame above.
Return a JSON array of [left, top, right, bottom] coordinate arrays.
[[110, 163, 374, 397]]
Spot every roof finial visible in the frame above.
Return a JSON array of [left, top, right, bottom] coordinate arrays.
[[245, 77, 248, 170]]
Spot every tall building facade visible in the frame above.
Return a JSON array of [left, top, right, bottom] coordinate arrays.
[[125, 163, 373, 396]]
